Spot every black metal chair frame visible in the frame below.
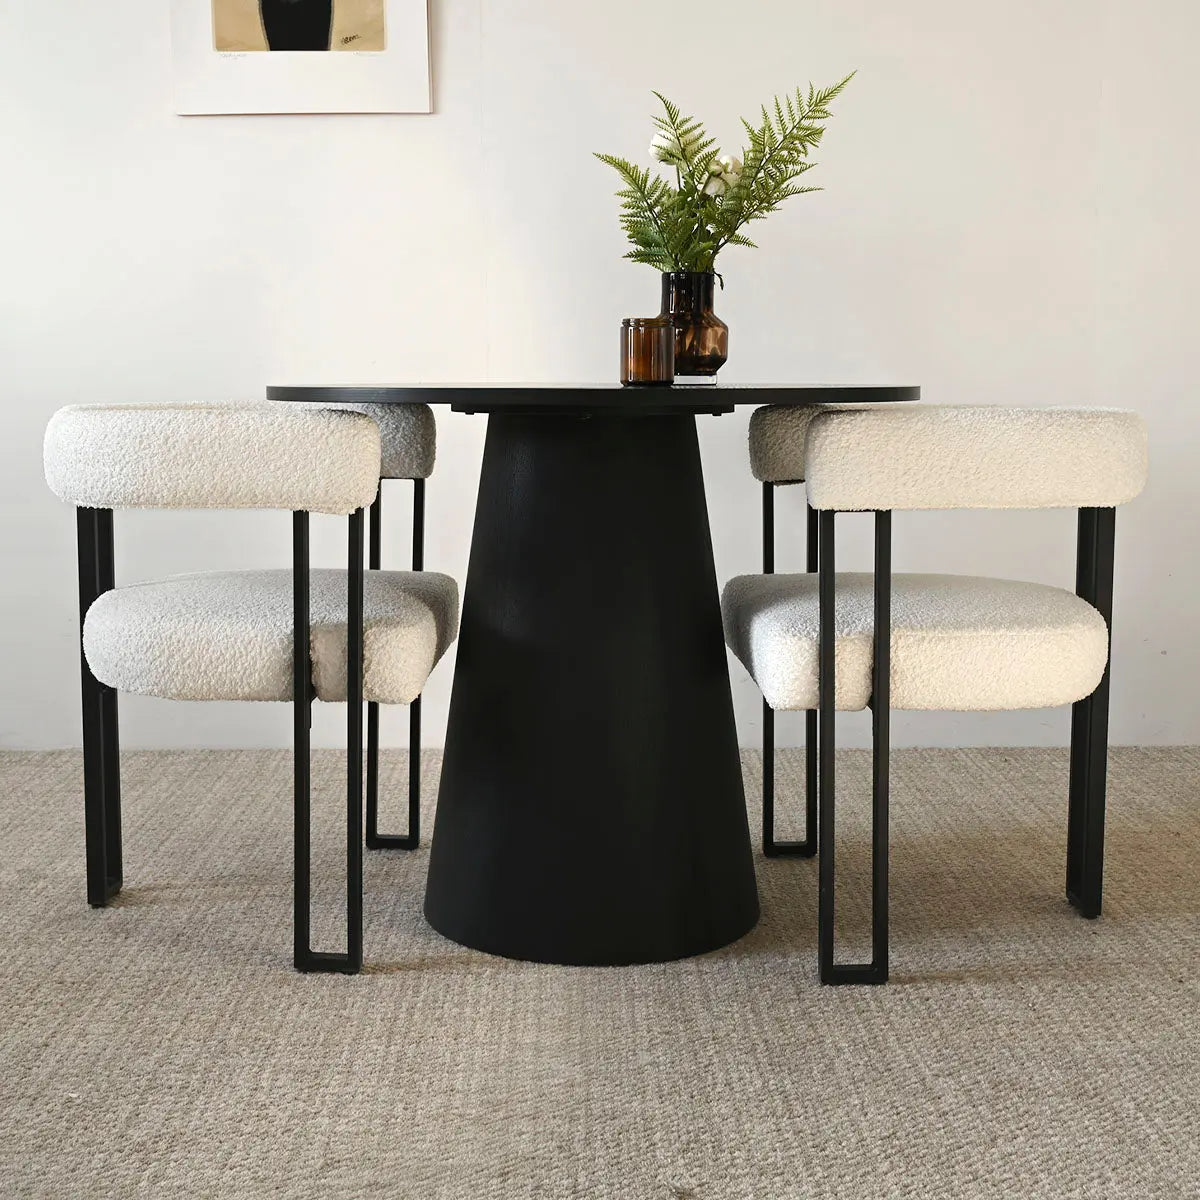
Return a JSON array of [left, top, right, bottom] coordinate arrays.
[[760, 483, 818, 857], [815, 507, 891, 986], [762, 487, 1117, 983], [810, 504, 1116, 986], [293, 507, 365, 973], [77, 508, 122, 909], [77, 503, 371, 975], [365, 476, 425, 851]]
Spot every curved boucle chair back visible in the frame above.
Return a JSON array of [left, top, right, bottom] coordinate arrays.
[[44, 403, 381, 515], [804, 406, 1147, 512], [319, 403, 436, 481], [748, 404, 875, 484], [749, 405, 824, 484]]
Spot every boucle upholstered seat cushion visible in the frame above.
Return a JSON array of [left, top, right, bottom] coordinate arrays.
[[804, 406, 1148, 511], [722, 573, 1108, 712], [320, 403, 436, 480], [83, 570, 458, 705], [44, 403, 381, 515]]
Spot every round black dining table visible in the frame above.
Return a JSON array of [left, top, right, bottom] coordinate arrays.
[[269, 384, 919, 965]]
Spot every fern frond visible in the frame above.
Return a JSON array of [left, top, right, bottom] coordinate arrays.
[[651, 92, 715, 188], [651, 90, 681, 126], [594, 151, 679, 267], [597, 74, 852, 273]]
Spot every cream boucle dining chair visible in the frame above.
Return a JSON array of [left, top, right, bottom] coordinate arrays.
[[43, 402, 459, 974], [723, 405, 1148, 985]]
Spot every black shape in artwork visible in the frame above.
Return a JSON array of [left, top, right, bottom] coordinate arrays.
[[260, 0, 334, 51]]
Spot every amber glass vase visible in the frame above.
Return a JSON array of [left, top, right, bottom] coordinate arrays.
[[660, 272, 729, 377]]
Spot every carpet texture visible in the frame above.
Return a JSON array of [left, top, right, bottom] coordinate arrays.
[[1, 747, 1197, 1199]]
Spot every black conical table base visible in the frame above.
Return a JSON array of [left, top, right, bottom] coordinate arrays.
[[424, 410, 759, 965]]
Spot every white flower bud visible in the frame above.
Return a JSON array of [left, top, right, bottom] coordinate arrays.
[[702, 174, 726, 197], [649, 130, 682, 163]]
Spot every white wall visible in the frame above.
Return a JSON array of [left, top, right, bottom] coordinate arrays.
[[2, 0, 1197, 749]]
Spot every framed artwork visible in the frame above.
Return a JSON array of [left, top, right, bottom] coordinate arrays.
[[170, 0, 431, 114]]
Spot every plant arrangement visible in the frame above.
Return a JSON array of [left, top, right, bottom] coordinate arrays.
[[596, 76, 854, 276]]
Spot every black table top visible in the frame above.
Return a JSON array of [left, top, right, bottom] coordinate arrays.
[[267, 383, 920, 416]]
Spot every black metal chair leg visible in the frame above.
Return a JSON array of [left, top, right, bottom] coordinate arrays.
[[1068, 507, 1115, 919], [100, 683, 122, 890], [818, 509, 890, 986], [346, 508, 365, 971], [761, 483, 817, 857], [294, 508, 365, 975], [366, 698, 381, 842], [365, 480, 423, 851], [365, 490, 384, 848], [293, 511, 313, 967], [805, 502, 819, 849], [77, 507, 121, 907], [408, 695, 421, 845]]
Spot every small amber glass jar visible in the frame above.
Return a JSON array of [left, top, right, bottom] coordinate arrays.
[[620, 317, 675, 386]]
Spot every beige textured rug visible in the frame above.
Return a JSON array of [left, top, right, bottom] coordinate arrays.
[[1, 747, 1197, 1199]]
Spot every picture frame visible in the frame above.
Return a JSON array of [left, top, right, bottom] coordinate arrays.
[[170, 0, 431, 115]]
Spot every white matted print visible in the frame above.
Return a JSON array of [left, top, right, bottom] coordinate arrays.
[[171, 0, 430, 114]]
